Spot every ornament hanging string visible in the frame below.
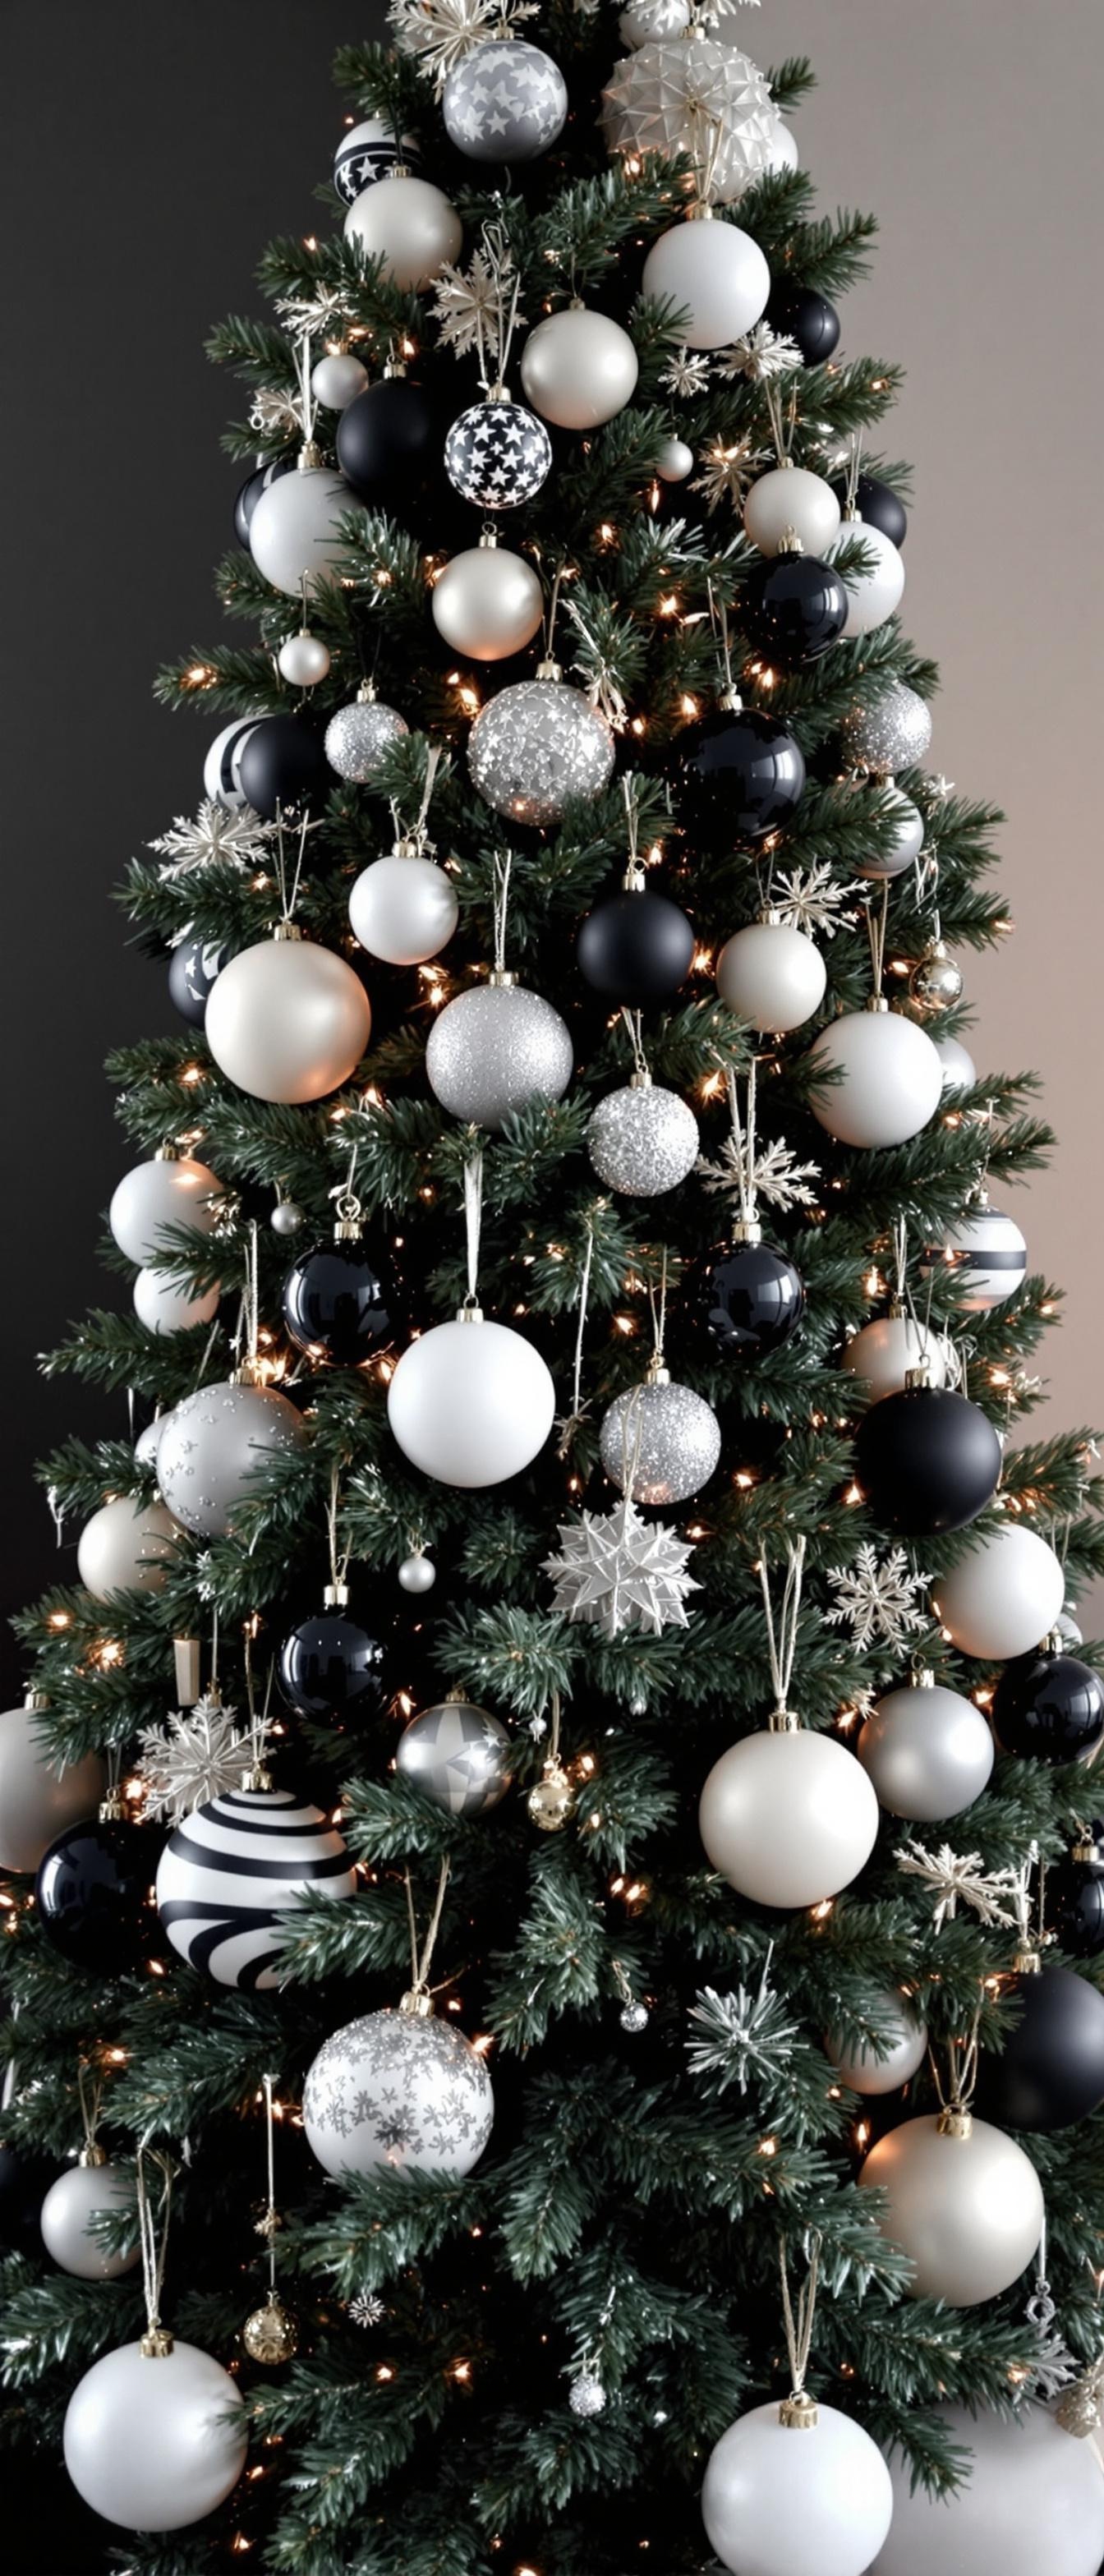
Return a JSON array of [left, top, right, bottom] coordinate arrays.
[[759, 1537, 806, 1730], [326, 1462, 354, 1597], [329, 1138, 364, 1233], [544, 1686, 564, 1770], [391, 743, 444, 860], [929, 2008, 982, 2123], [724, 1059, 762, 1226], [242, 1629, 275, 1781], [707, 582, 740, 705], [841, 429, 864, 516], [778, 2230, 821, 2422], [136, 2144, 175, 2353], [272, 805, 313, 927], [292, 330, 319, 452], [864, 881, 890, 996], [258, 2072, 281, 2298], [490, 849, 513, 972], [557, 1216, 596, 1456], [403, 1856, 452, 2004], [541, 562, 567, 666], [647, 1245, 669, 1366], [77, 2061, 104, 2157], [620, 1007, 651, 1085], [462, 1150, 484, 1309]]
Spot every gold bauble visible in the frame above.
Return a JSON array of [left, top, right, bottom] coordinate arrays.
[[242, 2291, 298, 2365], [527, 1762, 576, 1833]]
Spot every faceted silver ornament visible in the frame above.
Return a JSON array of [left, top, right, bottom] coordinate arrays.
[[324, 693, 409, 783], [600, 1376, 720, 1506], [154, 1380, 306, 1539], [444, 398, 552, 509], [302, 2008, 494, 2178], [620, 2000, 650, 2035], [397, 1695, 513, 1817], [426, 981, 573, 1130], [442, 38, 568, 163], [602, 35, 777, 205], [909, 942, 964, 1010], [468, 678, 614, 826], [587, 1081, 699, 1196], [840, 681, 932, 776], [568, 2371, 608, 2418]]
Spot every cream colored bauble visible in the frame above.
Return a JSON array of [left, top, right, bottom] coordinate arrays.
[[249, 461, 352, 598], [699, 1729, 879, 1908], [132, 1270, 220, 1336], [807, 1008, 941, 1148], [41, 2159, 139, 2280], [108, 1154, 224, 1267], [343, 173, 462, 292], [0, 1694, 105, 1874], [825, 1992, 928, 2095], [702, 2399, 894, 2576], [205, 930, 370, 1103], [63, 2338, 247, 2532], [716, 917, 826, 1033], [858, 2111, 1043, 2305], [431, 540, 544, 662], [76, 1497, 179, 1600], [603, 35, 778, 207], [744, 462, 841, 558], [641, 217, 769, 352], [348, 853, 458, 967], [764, 116, 799, 173], [520, 307, 639, 430], [834, 513, 906, 637], [388, 1315, 555, 1489], [932, 1520, 1065, 1661], [870, 2402, 1104, 2576], [842, 1315, 950, 1402]]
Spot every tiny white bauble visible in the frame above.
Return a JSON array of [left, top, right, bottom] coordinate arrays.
[[619, 0, 690, 42], [871, 2401, 1104, 2576], [936, 1033, 978, 1092], [41, 2160, 138, 2280], [133, 1268, 219, 1337], [398, 1549, 436, 1594], [202, 711, 265, 810], [716, 917, 826, 1033], [324, 688, 408, 781], [349, 853, 458, 967], [807, 1009, 942, 1148], [859, 785, 925, 879], [277, 628, 331, 686], [642, 218, 769, 352], [702, 2399, 894, 2576], [825, 1992, 928, 2095], [310, 352, 369, 411], [343, 173, 462, 292], [925, 1204, 1027, 1309], [842, 1315, 950, 1404], [700, 1731, 879, 1908], [655, 435, 694, 481], [468, 677, 614, 825], [600, 1377, 721, 1506], [744, 463, 841, 559], [520, 308, 639, 430], [0, 1695, 105, 1876], [77, 1496, 179, 1600], [431, 542, 544, 662], [303, 2007, 494, 2178], [858, 1680, 994, 1822], [156, 1787, 356, 1989], [155, 1380, 306, 1540], [858, 2112, 1043, 2306], [109, 1154, 224, 1266], [388, 1316, 555, 1488], [63, 2339, 247, 2532], [205, 932, 370, 1103], [442, 38, 567, 163], [932, 1521, 1064, 1663], [587, 1081, 700, 1197], [249, 461, 352, 598], [426, 982, 573, 1130], [833, 513, 906, 637]]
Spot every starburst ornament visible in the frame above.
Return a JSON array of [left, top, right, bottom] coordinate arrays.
[[389, 0, 538, 89], [770, 858, 860, 941], [136, 1691, 268, 1825], [687, 1950, 798, 2095], [149, 801, 274, 883], [660, 346, 713, 399], [348, 2288, 387, 2330], [722, 323, 803, 382], [431, 240, 525, 366], [690, 435, 764, 514], [825, 1543, 932, 1654], [895, 1838, 1023, 1932], [275, 284, 353, 338], [602, 31, 779, 205], [544, 1497, 700, 1635], [697, 1129, 820, 1214], [247, 384, 306, 439]]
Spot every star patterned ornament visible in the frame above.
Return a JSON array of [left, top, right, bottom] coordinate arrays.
[[149, 800, 274, 883], [348, 2288, 386, 2330], [697, 1129, 820, 1214], [825, 1542, 932, 1654], [895, 1838, 1023, 1932], [770, 858, 860, 941], [690, 435, 765, 514], [543, 1496, 700, 1636], [444, 397, 552, 508], [660, 346, 713, 399], [602, 32, 778, 205], [686, 1950, 798, 2095], [136, 1690, 269, 1825], [443, 37, 568, 162]]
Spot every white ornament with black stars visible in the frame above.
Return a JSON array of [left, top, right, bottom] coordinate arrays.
[[442, 38, 568, 163], [444, 396, 552, 511]]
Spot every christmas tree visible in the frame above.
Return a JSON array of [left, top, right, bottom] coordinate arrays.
[[4, 5, 1104, 2571]]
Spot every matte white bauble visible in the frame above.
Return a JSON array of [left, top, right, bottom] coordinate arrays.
[[859, 1681, 994, 1822], [202, 711, 265, 810], [870, 2401, 1104, 2576], [936, 1033, 978, 1092], [134, 1417, 164, 1471], [63, 2339, 247, 2532], [155, 1380, 306, 1540], [859, 785, 925, 879], [716, 918, 826, 1033], [343, 173, 462, 291], [388, 1316, 555, 1488], [77, 1497, 179, 1599], [310, 351, 369, 410], [348, 853, 458, 966], [655, 435, 694, 481], [41, 2160, 138, 2280], [699, 1730, 879, 1908], [109, 1155, 224, 1266], [277, 628, 331, 686], [764, 116, 799, 172], [702, 2399, 894, 2576], [825, 1993, 928, 2095], [842, 1315, 950, 1403], [642, 218, 770, 352], [249, 462, 352, 598], [807, 1009, 942, 1148], [430, 542, 544, 661], [744, 462, 841, 558], [932, 1521, 1064, 1662], [619, 0, 690, 42], [834, 513, 906, 637], [133, 1268, 219, 1336], [520, 307, 639, 430], [205, 932, 370, 1103], [0, 1696, 105, 1876], [858, 2112, 1043, 2306]]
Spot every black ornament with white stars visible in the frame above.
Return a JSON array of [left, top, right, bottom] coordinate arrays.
[[765, 281, 840, 364], [282, 1221, 406, 1367], [992, 1650, 1104, 1765], [168, 934, 228, 1027], [688, 1230, 805, 1360], [672, 697, 805, 845], [278, 1589, 389, 1724], [853, 1382, 1002, 1539], [738, 548, 849, 671], [444, 397, 552, 511], [334, 117, 423, 205], [577, 876, 695, 1006]]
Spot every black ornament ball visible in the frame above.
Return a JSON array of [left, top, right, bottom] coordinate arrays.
[[765, 282, 841, 365], [335, 379, 438, 510], [830, 472, 908, 550], [281, 1234, 407, 1366], [853, 1385, 1002, 1538], [233, 455, 295, 548], [688, 1236, 805, 1359], [992, 1651, 1104, 1765], [168, 933, 228, 1028], [34, 1818, 159, 1976], [577, 885, 695, 1007], [976, 1962, 1104, 2132], [237, 715, 334, 821], [1048, 1847, 1104, 1958], [278, 1600, 388, 1723], [738, 549, 849, 672], [0, 2142, 58, 2255], [672, 705, 806, 846]]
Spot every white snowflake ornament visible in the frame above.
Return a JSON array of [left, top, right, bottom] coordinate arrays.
[[895, 1838, 1023, 1932], [687, 1950, 798, 2095], [771, 860, 860, 941], [136, 1690, 266, 1825], [149, 801, 274, 883], [544, 1497, 700, 1636], [825, 1543, 932, 1654], [697, 1129, 820, 1214]]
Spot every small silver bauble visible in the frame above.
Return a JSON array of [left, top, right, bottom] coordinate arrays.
[[655, 435, 694, 481], [444, 395, 552, 511], [619, 2000, 650, 2036], [600, 1369, 720, 1505], [396, 1692, 513, 1818], [270, 1200, 306, 1237], [324, 683, 408, 782], [426, 978, 573, 1131], [310, 352, 369, 412], [277, 628, 331, 687], [468, 673, 614, 826], [909, 941, 964, 1010], [442, 38, 568, 163], [398, 1549, 436, 1594], [586, 1078, 699, 1197], [568, 2371, 607, 2418], [155, 1377, 306, 1539], [840, 680, 932, 776]]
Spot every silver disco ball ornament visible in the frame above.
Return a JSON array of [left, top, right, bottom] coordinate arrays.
[[587, 1078, 700, 1197], [396, 1692, 513, 1818], [468, 674, 614, 826], [568, 2371, 607, 2419], [600, 1370, 720, 1505], [426, 978, 573, 1131], [602, 34, 777, 205], [840, 680, 932, 776], [909, 940, 964, 1011], [442, 38, 568, 163], [303, 2006, 494, 2179], [155, 1378, 306, 1539], [324, 682, 408, 783]]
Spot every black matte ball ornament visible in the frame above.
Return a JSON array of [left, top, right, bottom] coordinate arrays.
[[168, 933, 228, 1027], [233, 455, 295, 548], [992, 1650, 1104, 1765], [278, 1593, 388, 1723], [738, 549, 849, 671], [853, 1384, 1002, 1538], [34, 1816, 159, 1975], [0, 2143, 58, 2255], [830, 472, 908, 550], [977, 1962, 1104, 2132], [237, 715, 334, 821], [577, 879, 695, 1006], [672, 702, 806, 846], [765, 283, 840, 365], [1048, 1843, 1104, 1958], [688, 1232, 805, 1359], [282, 1228, 407, 1366], [335, 377, 438, 511]]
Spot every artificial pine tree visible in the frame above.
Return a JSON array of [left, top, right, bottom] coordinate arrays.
[[3, 5, 1104, 2571]]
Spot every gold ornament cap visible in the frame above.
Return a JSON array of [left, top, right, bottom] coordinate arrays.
[[779, 2392, 818, 2430], [487, 966, 518, 988], [866, 993, 890, 1014], [399, 1986, 435, 2019], [273, 918, 304, 944], [99, 1787, 126, 1824], [79, 2141, 108, 2170], [154, 1144, 179, 1164], [731, 1216, 763, 1246], [242, 2291, 299, 2366], [936, 2105, 973, 2140], [140, 2322, 175, 2359]]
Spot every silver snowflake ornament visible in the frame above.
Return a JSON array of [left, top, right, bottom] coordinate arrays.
[[895, 1838, 1023, 1932], [275, 284, 353, 339], [149, 799, 274, 883], [825, 1543, 932, 1654], [697, 1129, 820, 1214], [771, 859, 860, 941], [723, 323, 803, 383], [687, 1950, 798, 2095], [136, 1691, 268, 1825], [544, 1497, 700, 1636], [348, 2288, 386, 2330], [431, 241, 525, 367]]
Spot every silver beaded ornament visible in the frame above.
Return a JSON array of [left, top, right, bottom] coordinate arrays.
[[324, 683, 409, 783], [468, 674, 614, 826], [620, 2000, 650, 2035], [600, 1368, 721, 1506], [442, 38, 568, 163], [909, 940, 964, 1011], [396, 1692, 513, 1818], [568, 2371, 608, 2419], [587, 1078, 700, 1197], [426, 978, 573, 1130], [840, 681, 932, 776], [155, 1378, 306, 1539]]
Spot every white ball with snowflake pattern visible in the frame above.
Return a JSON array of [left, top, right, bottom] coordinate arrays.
[[302, 2007, 494, 2179]]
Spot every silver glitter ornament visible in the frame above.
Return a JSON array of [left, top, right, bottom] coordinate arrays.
[[909, 939, 964, 1010], [600, 1368, 720, 1505], [587, 1077, 699, 1197], [270, 1200, 305, 1237], [398, 1548, 436, 1594], [444, 395, 552, 509], [468, 674, 614, 826], [396, 1691, 513, 1817], [426, 978, 573, 1130], [442, 37, 568, 163], [620, 2000, 650, 2035], [568, 2371, 608, 2418], [155, 1378, 307, 1539], [324, 682, 409, 783], [602, 34, 777, 205], [840, 681, 932, 777], [303, 2005, 494, 2179]]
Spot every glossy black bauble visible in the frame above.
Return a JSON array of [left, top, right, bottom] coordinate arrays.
[[853, 1385, 1002, 1538], [237, 715, 334, 822], [281, 1235, 407, 1366], [976, 1962, 1104, 2132], [34, 1818, 159, 1975], [829, 472, 908, 550], [1048, 1849, 1104, 1958], [336, 379, 438, 512], [764, 282, 841, 365], [672, 706, 806, 846], [577, 886, 695, 1007], [992, 1650, 1104, 1765], [0, 2143, 58, 2254], [168, 934, 228, 1028], [233, 455, 295, 548], [688, 1238, 805, 1359], [278, 1604, 388, 1722], [738, 549, 849, 672]]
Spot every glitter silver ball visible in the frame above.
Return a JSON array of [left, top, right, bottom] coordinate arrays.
[[426, 981, 573, 1131], [442, 37, 568, 163], [444, 398, 552, 510], [568, 2371, 608, 2418], [324, 695, 409, 783], [270, 1200, 305, 1237], [587, 1082, 700, 1197], [396, 1695, 513, 1817], [600, 1376, 721, 1506], [303, 2008, 494, 2180], [398, 1550, 436, 1594], [468, 678, 614, 826], [619, 2000, 650, 2035], [155, 1379, 307, 1539], [909, 944, 964, 1010], [840, 681, 932, 777]]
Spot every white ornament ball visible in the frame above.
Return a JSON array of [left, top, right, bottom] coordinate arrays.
[[431, 543, 544, 661], [133, 1267, 219, 1336], [587, 1080, 700, 1197], [716, 918, 826, 1033], [642, 218, 769, 352], [156, 1787, 356, 1989], [520, 307, 639, 430], [468, 678, 614, 825], [77, 1496, 179, 1599], [134, 1416, 164, 1472], [834, 514, 906, 636], [603, 37, 778, 206], [324, 691, 408, 781], [202, 711, 265, 810], [764, 115, 799, 173], [63, 2339, 247, 2532], [349, 853, 458, 967], [109, 1155, 224, 1267], [825, 1992, 929, 2095], [600, 1378, 720, 1506], [858, 1681, 994, 1822], [700, 1731, 879, 1908], [842, 1315, 950, 1403], [277, 628, 331, 686], [926, 1205, 1027, 1309], [426, 982, 573, 1130], [870, 2401, 1104, 2576], [310, 352, 369, 411], [936, 1033, 978, 1093], [860, 785, 925, 879], [744, 463, 841, 559], [702, 2399, 894, 2576], [0, 1699, 105, 1876], [41, 2160, 138, 2280], [858, 2112, 1043, 2306], [398, 1550, 436, 1595], [249, 462, 352, 598], [303, 2008, 494, 2178], [388, 1317, 555, 1489], [655, 435, 694, 481], [343, 174, 462, 292], [932, 1521, 1065, 1663], [619, 0, 689, 43], [807, 1010, 942, 1148], [155, 1379, 306, 1540], [205, 934, 370, 1103]]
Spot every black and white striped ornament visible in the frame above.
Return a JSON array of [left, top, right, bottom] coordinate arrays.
[[923, 1205, 1028, 1311], [202, 712, 265, 811], [334, 118, 422, 206], [155, 1788, 356, 1990], [444, 398, 551, 510]]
